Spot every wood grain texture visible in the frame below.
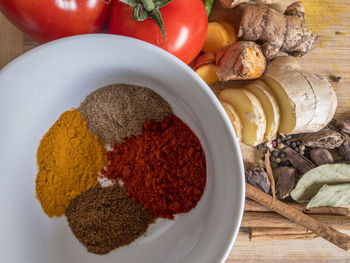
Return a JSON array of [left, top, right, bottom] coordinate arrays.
[[1, 0, 350, 261]]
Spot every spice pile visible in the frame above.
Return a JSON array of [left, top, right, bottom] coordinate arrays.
[[248, 118, 350, 202], [35, 84, 207, 254]]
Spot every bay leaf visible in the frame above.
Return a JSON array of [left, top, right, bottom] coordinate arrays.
[[290, 164, 350, 202], [307, 183, 350, 208]]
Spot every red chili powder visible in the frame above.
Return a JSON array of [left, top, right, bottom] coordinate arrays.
[[102, 114, 206, 219]]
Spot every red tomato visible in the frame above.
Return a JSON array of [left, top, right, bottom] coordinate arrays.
[[0, 0, 112, 43], [109, 0, 208, 64]]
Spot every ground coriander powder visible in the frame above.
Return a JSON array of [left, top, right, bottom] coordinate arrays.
[[78, 84, 173, 144]]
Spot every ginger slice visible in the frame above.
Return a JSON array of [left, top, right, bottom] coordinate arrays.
[[221, 101, 243, 142], [244, 80, 280, 142], [218, 88, 266, 146]]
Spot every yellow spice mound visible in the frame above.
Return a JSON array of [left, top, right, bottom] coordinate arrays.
[[36, 110, 106, 217]]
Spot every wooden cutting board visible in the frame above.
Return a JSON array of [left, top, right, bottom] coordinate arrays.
[[1, 0, 350, 261]]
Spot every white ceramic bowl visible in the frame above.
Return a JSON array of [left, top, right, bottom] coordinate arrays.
[[0, 34, 244, 263]]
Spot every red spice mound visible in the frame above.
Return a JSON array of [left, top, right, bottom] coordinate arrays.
[[102, 114, 207, 219]]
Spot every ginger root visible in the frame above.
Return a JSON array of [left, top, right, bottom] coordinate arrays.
[[219, 0, 277, 9], [238, 2, 318, 59], [216, 41, 266, 81]]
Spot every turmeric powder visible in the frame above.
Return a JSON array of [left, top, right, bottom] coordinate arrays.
[[36, 110, 106, 217]]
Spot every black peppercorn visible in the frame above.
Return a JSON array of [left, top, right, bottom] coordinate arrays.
[[285, 140, 291, 146], [272, 141, 277, 148], [297, 140, 302, 146], [257, 144, 263, 150], [291, 142, 297, 148], [276, 137, 282, 143], [279, 152, 286, 159], [270, 156, 276, 162], [273, 150, 279, 157]]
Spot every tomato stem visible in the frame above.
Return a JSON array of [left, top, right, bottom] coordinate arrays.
[[120, 0, 173, 42]]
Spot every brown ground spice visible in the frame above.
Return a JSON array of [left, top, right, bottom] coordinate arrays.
[[65, 185, 154, 254], [78, 84, 172, 144]]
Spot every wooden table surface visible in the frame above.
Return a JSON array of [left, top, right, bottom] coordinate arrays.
[[1, 1, 350, 262]]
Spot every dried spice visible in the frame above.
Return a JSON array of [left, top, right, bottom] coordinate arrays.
[[102, 114, 206, 219], [65, 185, 154, 255], [337, 134, 350, 160], [336, 118, 350, 134], [246, 166, 271, 194], [264, 151, 276, 198], [309, 148, 334, 166], [283, 147, 316, 175], [79, 84, 172, 144], [291, 164, 350, 202], [36, 110, 106, 217], [275, 167, 298, 200], [302, 129, 345, 149]]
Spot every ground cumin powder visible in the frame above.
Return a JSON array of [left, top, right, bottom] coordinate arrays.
[[65, 185, 154, 254], [36, 110, 106, 217], [78, 84, 173, 144]]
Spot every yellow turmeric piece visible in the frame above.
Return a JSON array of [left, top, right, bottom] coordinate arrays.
[[36, 110, 106, 217]]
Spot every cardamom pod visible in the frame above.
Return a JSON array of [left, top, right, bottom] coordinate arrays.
[[336, 118, 350, 134], [302, 129, 345, 149], [283, 147, 316, 174], [309, 148, 334, 166], [245, 166, 271, 194], [337, 134, 350, 160], [275, 166, 298, 199]]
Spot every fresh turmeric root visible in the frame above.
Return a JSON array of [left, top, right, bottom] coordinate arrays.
[[238, 2, 318, 59], [216, 41, 266, 81]]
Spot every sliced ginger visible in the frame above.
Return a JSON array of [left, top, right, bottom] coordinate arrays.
[[195, 64, 219, 85], [218, 88, 266, 146], [244, 80, 280, 141], [202, 22, 237, 53], [221, 101, 243, 141]]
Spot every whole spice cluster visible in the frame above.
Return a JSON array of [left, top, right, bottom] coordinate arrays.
[[35, 84, 207, 254], [247, 118, 350, 201]]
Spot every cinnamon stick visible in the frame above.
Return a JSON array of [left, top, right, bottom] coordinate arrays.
[[250, 227, 311, 236], [241, 212, 350, 229], [264, 151, 276, 198], [305, 206, 350, 216], [245, 183, 350, 251], [250, 233, 317, 241], [249, 227, 317, 241], [245, 199, 350, 216]]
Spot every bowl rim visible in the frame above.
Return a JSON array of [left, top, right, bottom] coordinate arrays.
[[0, 34, 245, 263]]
